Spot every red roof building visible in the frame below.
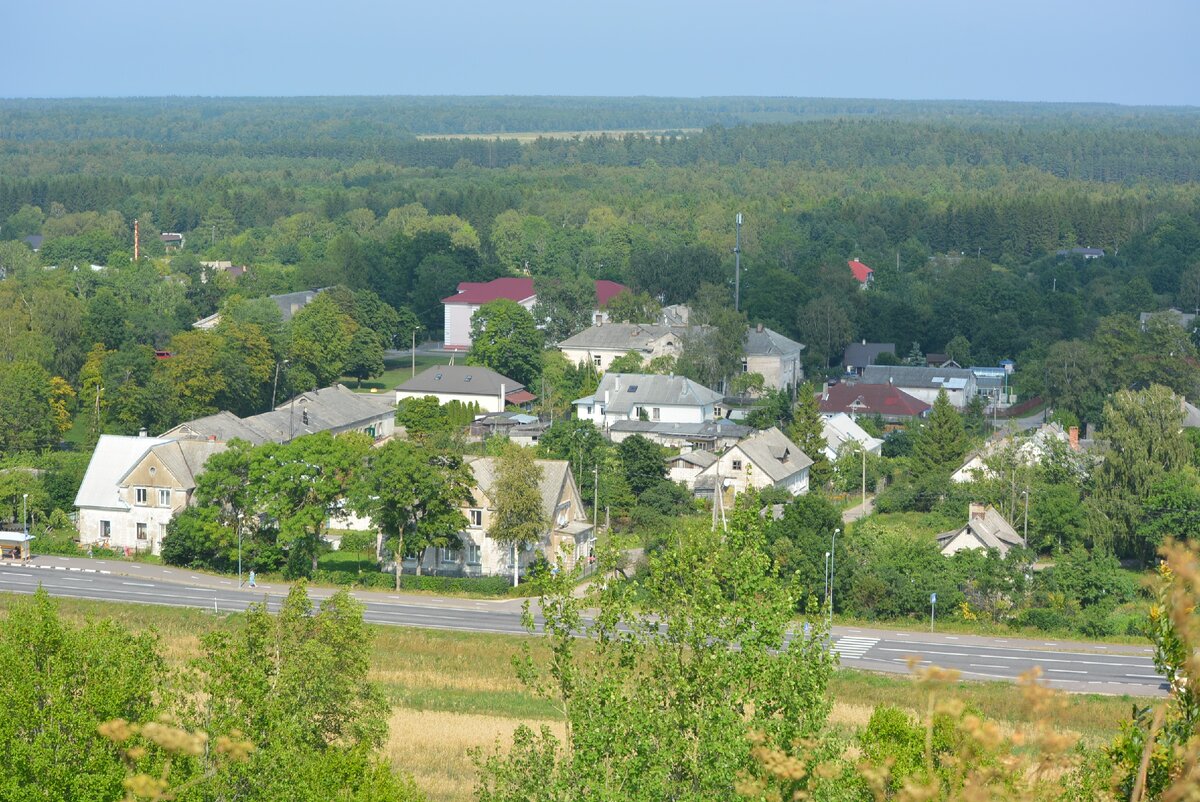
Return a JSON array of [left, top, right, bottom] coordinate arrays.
[[848, 259, 874, 285], [442, 277, 629, 349], [818, 382, 930, 421]]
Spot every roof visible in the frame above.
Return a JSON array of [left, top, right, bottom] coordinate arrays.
[[1056, 247, 1105, 258], [160, 232, 184, 242], [730, 427, 813, 483], [937, 505, 1023, 555], [666, 450, 718, 469], [744, 325, 805, 357], [848, 259, 874, 283], [822, 413, 884, 456], [118, 440, 227, 490], [465, 456, 575, 525], [270, 289, 322, 322], [607, 419, 752, 440], [160, 410, 274, 445], [559, 323, 682, 352], [1140, 308, 1198, 330], [594, 280, 628, 307], [397, 364, 525, 398], [265, 385, 394, 438], [861, 365, 975, 390], [843, 342, 895, 368], [575, 373, 722, 414], [74, 435, 173, 510], [444, 277, 535, 306], [819, 383, 931, 418], [1185, 400, 1200, 429], [22, 235, 43, 250]]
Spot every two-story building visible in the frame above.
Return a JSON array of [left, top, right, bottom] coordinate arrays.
[[558, 323, 686, 372], [693, 427, 811, 501], [742, 324, 805, 391], [572, 373, 722, 430], [859, 365, 978, 409]]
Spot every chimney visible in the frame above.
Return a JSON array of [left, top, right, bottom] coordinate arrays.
[[604, 390, 611, 406], [969, 502, 987, 520], [499, 382, 506, 410], [138, 428, 148, 438], [208, 435, 217, 442], [756, 323, 763, 333], [862, 338, 866, 345], [1068, 426, 1079, 451]]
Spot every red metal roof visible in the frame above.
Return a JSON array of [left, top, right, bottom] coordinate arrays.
[[848, 259, 874, 284], [443, 277, 630, 307], [504, 389, 537, 405], [819, 382, 929, 418]]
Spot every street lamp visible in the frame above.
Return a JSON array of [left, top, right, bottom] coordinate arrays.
[[828, 528, 840, 626], [824, 551, 831, 611], [22, 493, 28, 535]]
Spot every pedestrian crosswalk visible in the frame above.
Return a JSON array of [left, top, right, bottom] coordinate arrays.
[[833, 636, 879, 660]]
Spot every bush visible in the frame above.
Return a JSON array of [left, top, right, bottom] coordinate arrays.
[[312, 569, 514, 596], [1075, 605, 1117, 638], [1014, 607, 1070, 633]]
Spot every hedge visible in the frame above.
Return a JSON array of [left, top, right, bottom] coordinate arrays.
[[311, 569, 515, 596]]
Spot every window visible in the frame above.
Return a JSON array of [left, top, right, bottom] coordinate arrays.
[[732, 460, 743, 471], [466, 541, 481, 564], [741, 359, 749, 373], [469, 509, 483, 528], [652, 407, 660, 421], [99, 520, 111, 538], [135, 487, 148, 505], [586, 405, 593, 415], [593, 355, 602, 367], [158, 489, 172, 507], [136, 523, 147, 540], [441, 546, 460, 563]]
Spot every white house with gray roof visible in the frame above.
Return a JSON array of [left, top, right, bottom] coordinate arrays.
[[695, 427, 812, 500], [75, 434, 227, 555], [860, 365, 978, 409], [573, 373, 722, 429], [395, 364, 535, 413], [558, 323, 686, 372]]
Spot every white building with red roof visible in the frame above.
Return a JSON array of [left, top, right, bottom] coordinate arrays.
[[442, 277, 628, 349], [848, 259, 874, 287]]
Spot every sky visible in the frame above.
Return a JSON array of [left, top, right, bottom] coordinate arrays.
[[2, 0, 1197, 105]]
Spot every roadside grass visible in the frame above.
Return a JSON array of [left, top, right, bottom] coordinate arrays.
[[828, 611, 1153, 647], [318, 548, 378, 574], [0, 592, 1138, 802]]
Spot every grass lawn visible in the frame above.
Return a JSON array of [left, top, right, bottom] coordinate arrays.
[[0, 592, 1139, 802], [343, 354, 453, 393]]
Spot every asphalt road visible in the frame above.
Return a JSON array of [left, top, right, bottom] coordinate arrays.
[[0, 560, 1166, 697]]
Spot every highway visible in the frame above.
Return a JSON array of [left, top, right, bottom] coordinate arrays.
[[0, 560, 1166, 697]]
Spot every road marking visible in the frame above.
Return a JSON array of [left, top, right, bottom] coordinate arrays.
[[878, 647, 968, 657], [970, 664, 1006, 669], [1048, 669, 1087, 674], [1044, 642, 1058, 646], [58, 577, 93, 583], [1126, 674, 1166, 680], [833, 637, 879, 659], [945, 636, 959, 640], [121, 582, 155, 587]]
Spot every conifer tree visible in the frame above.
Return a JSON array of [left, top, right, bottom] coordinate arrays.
[[788, 382, 832, 489], [911, 389, 968, 476]]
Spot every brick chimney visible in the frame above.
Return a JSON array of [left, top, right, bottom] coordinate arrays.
[[1068, 426, 1080, 451], [969, 502, 987, 520]]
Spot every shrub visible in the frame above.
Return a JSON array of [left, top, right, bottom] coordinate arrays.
[[1014, 607, 1070, 633]]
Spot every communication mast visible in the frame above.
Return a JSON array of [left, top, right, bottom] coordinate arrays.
[[133, 219, 140, 261]]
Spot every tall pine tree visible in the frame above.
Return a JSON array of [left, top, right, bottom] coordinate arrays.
[[788, 383, 832, 489], [911, 389, 969, 476]]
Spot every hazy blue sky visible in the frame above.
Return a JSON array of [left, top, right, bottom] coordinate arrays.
[[2, 0, 1196, 105]]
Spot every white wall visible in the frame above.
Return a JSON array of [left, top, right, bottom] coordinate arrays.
[[575, 399, 713, 429], [444, 304, 476, 349], [745, 353, 802, 390], [396, 389, 505, 414]]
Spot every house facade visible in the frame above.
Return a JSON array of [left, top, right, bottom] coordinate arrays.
[[695, 427, 812, 501], [558, 323, 686, 372], [742, 324, 805, 390], [859, 365, 978, 409], [395, 364, 535, 414], [406, 457, 593, 578], [75, 435, 226, 555], [936, 503, 1024, 556], [573, 373, 721, 429]]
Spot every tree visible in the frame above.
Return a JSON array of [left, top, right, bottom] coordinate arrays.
[[350, 440, 472, 583], [797, 295, 854, 369], [344, 327, 386, 387], [605, 351, 644, 374], [476, 509, 834, 801], [248, 432, 372, 578], [911, 389, 969, 476], [395, 396, 451, 437], [763, 492, 844, 606], [602, 289, 660, 324], [616, 434, 665, 497], [944, 334, 972, 365], [164, 329, 228, 419], [0, 361, 64, 455], [787, 382, 832, 488], [467, 299, 543, 389], [1040, 339, 1108, 426], [287, 293, 357, 390], [488, 444, 546, 586], [677, 307, 747, 389], [533, 275, 595, 344]]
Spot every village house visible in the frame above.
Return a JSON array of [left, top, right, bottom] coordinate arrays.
[[860, 365, 978, 409], [742, 324, 805, 390], [818, 382, 931, 422], [558, 323, 686, 372], [848, 258, 874, 287], [665, 451, 717, 486], [950, 422, 1074, 484], [193, 288, 322, 330], [842, 341, 896, 376], [395, 364, 535, 414], [607, 419, 750, 451], [821, 413, 884, 462], [573, 373, 722, 430], [406, 456, 593, 579], [936, 503, 1024, 557], [75, 434, 227, 555], [442, 277, 628, 350], [694, 427, 812, 502]]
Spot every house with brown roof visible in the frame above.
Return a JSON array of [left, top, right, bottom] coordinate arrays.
[[406, 456, 593, 579], [819, 382, 931, 422], [936, 503, 1024, 557]]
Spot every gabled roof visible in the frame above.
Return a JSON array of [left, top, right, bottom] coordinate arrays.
[[937, 505, 1023, 555], [848, 259, 874, 283], [118, 440, 227, 490], [822, 413, 884, 456], [608, 419, 751, 440], [1184, 400, 1200, 429], [843, 342, 895, 368], [819, 383, 930, 418], [465, 456, 576, 525], [559, 323, 682, 352], [75, 435, 173, 510], [666, 450, 717, 469], [744, 325, 805, 356], [861, 365, 974, 389], [594, 280, 628, 307], [728, 427, 813, 483], [444, 277, 629, 308], [274, 384, 395, 428], [161, 410, 273, 445], [575, 373, 722, 414], [396, 364, 526, 399]]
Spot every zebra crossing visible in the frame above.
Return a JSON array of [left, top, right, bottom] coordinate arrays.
[[833, 636, 880, 660]]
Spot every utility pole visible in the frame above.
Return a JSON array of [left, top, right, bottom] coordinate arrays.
[[1022, 488, 1030, 548], [411, 326, 419, 377], [828, 528, 840, 627], [592, 464, 599, 565], [861, 447, 867, 510], [733, 213, 743, 312], [930, 592, 937, 632]]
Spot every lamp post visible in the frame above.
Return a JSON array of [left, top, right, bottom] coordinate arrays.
[[22, 493, 28, 535], [828, 528, 840, 626], [824, 551, 831, 612], [1022, 488, 1030, 548]]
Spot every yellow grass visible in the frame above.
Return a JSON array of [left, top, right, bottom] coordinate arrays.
[[386, 708, 564, 802]]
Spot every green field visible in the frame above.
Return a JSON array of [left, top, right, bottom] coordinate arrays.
[[0, 592, 1138, 802]]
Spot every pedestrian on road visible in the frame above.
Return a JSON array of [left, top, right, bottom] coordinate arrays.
[[248, 570, 256, 588]]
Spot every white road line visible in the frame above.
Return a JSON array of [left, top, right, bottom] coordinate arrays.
[[970, 664, 1006, 669], [1048, 669, 1087, 674], [121, 582, 156, 587], [1126, 674, 1166, 680]]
